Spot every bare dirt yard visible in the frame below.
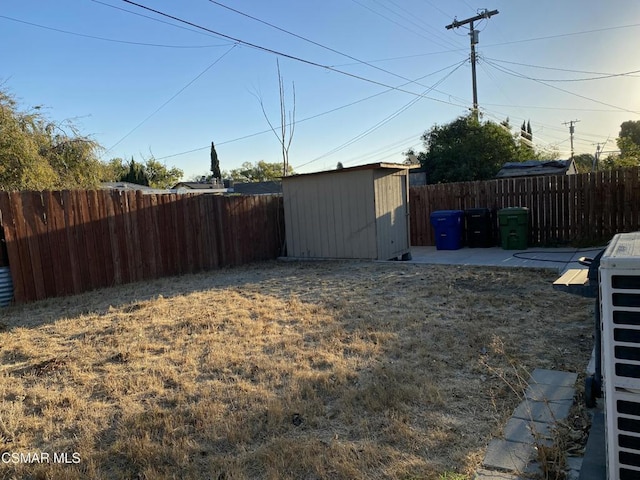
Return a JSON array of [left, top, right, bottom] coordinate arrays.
[[0, 260, 594, 480]]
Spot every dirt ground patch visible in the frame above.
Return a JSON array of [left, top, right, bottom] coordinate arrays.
[[0, 260, 593, 479]]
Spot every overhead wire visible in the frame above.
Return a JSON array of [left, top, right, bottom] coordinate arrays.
[[485, 57, 640, 78], [207, 0, 464, 92], [156, 59, 469, 161], [482, 22, 640, 48], [0, 14, 233, 48], [349, 0, 465, 52], [119, 0, 470, 108], [91, 0, 226, 39], [338, 133, 424, 168], [372, 0, 467, 51], [102, 44, 238, 157], [293, 59, 468, 170], [329, 22, 640, 67], [483, 58, 640, 115]]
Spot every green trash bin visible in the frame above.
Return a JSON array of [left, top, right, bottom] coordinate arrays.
[[498, 207, 529, 250]]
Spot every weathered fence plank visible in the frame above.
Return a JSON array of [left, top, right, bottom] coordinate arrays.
[[408, 167, 640, 246], [0, 192, 285, 304]]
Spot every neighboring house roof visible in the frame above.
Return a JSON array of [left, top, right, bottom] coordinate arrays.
[[100, 182, 170, 194], [172, 182, 225, 191], [495, 159, 577, 179], [232, 181, 282, 195]]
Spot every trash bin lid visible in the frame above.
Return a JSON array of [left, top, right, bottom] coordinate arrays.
[[430, 209, 463, 217], [498, 207, 529, 215]]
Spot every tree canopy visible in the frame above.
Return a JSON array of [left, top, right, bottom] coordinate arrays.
[[106, 157, 183, 189], [0, 88, 103, 191], [0, 87, 184, 191], [599, 120, 640, 170], [223, 161, 294, 182], [415, 115, 555, 184]]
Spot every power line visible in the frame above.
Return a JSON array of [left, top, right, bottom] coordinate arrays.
[[485, 57, 640, 78], [349, 0, 465, 52], [102, 44, 237, 157], [483, 57, 640, 82], [483, 22, 640, 48], [119, 0, 468, 107], [156, 60, 469, 161], [371, 0, 467, 50], [0, 14, 232, 48], [207, 0, 462, 91], [481, 102, 629, 113], [330, 21, 640, 68], [483, 59, 640, 115], [294, 60, 467, 169], [90, 0, 227, 39]]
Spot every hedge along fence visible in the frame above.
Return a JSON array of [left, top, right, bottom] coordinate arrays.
[[0, 190, 284, 304], [409, 167, 640, 247]]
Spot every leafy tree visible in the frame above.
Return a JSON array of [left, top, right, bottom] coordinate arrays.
[[597, 120, 640, 170], [143, 158, 183, 189], [101, 158, 129, 182], [107, 157, 183, 188], [416, 114, 546, 184], [0, 87, 103, 191], [573, 153, 595, 173], [120, 158, 149, 186], [210, 142, 221, 180], [223, 160, 294, 182], [619, 120, 640, 149]]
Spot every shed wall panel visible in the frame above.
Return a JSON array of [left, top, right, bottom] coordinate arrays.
[[374, 170, 410, 259], [283, 170, 377, 259]]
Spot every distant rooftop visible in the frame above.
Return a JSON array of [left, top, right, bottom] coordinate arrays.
[[495, 160, 576, 179]]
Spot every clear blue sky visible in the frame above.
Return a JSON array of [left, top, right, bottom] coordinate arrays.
[[2, 0, 639, 180]]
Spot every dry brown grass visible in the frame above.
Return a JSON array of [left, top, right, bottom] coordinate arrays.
[[0, 260, 593, 480]]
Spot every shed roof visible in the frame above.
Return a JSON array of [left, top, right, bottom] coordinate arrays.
[[282, 162, 417, 181], [495, 159, 575, 178]]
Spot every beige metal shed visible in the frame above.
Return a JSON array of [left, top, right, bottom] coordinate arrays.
[[282, 162, 413, 260]]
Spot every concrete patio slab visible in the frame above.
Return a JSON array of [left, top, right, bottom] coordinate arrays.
[[525, 383, 576, 402], [512, 398, 573, 424], [482, 438, 537, 472], [503, 417, 553, 445], [405, 246, 605, 274], [474, 468, 523, 480], [529, 369, 578, 387]]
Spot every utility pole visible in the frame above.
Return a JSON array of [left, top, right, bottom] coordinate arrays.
[[446, 9, 499, 120], [563, 120, 580, 160], [593, 140, 608, 171]]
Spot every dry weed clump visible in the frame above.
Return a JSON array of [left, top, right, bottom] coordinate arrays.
[[0, 261, 593, 479]]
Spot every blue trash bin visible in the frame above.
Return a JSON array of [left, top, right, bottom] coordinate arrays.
[[430, 210, 464, 250]]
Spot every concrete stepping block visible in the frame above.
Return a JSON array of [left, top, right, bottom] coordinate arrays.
[[525, 383, 576, 402], [530, 369, 577, 387], [512, 399, 573, 424], [482, 438, 537, 472], [474, 468, 523, 480], [503, 417, 553, 446]]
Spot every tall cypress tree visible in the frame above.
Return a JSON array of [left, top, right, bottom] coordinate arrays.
[[210, 142, 221, 180]]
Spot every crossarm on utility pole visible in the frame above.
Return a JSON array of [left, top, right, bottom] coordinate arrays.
[[445, 9, 499, 120]]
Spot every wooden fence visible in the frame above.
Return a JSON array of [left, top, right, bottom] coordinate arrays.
[[0, 190, 284, 304], [410, 167, 640, 247]]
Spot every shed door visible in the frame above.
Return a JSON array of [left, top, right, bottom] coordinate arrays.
[[374, 171, 409, 260]]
